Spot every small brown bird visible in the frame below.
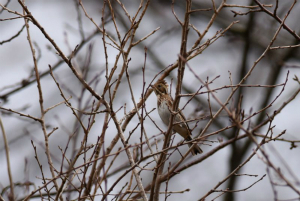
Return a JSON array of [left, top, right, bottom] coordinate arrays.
[[151, 80, 203, 156]]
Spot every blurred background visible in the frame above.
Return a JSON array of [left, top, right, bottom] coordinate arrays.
[[1, 0, 300, 200]]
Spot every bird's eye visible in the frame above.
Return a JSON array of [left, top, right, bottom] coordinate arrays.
[[158, 84, 161, 88]]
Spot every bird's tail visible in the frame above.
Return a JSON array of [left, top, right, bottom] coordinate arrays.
[[186, 136, 203, 156]]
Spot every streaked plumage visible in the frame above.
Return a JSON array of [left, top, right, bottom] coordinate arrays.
[[151, 80, 203, 156]]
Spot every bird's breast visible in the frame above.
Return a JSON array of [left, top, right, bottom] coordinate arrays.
[[158, 100, 171, 125]]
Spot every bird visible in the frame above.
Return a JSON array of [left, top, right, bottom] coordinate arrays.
[[151, 79, 203, 156]]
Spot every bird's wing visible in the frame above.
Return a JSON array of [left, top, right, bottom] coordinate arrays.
[[169, 95, 193, 137], [178, 110, 193, 135]]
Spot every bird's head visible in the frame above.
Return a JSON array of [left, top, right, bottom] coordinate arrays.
[[151, 80, 169, 96]]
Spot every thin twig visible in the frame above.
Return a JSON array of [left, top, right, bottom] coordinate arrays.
[[0, 115, 15, 200]]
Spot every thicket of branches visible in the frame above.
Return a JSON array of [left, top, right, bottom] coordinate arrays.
[[1, 0, 300, 200]]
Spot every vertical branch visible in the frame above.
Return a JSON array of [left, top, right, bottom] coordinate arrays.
[[173, 0, 191, 110], [150, 1, 192, 201], [73, 0, 85, 40], [125, 62, 158, 163], [83, 1, 108, 197], [103, 100, 149, 201], [22, 0, 61, 197], [0, 116, 15, 200], [225, 3, 255, 201]]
